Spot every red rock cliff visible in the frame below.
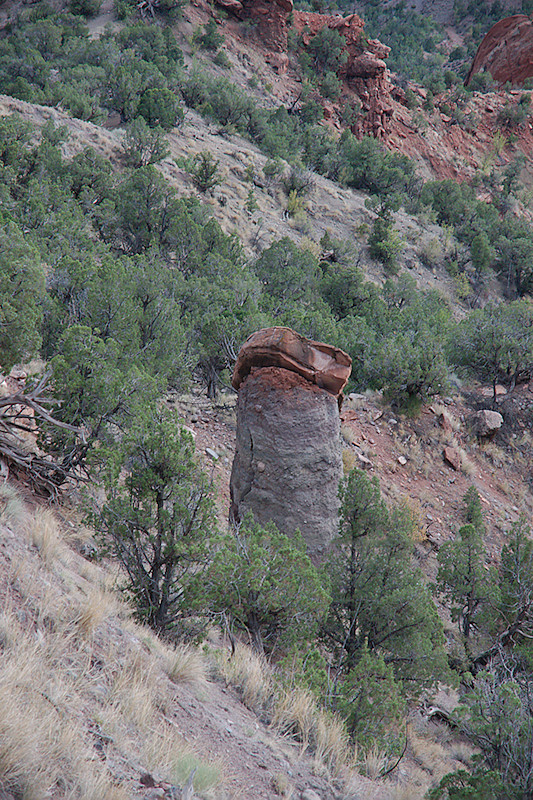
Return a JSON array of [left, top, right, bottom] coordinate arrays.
[[294, 10, 394, 138], [467, 14, 533, 86]]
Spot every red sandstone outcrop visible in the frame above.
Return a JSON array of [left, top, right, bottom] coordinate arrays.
[[216, 0, 293, 65], [293, 11, 394, 138], [467, 15, 533, 86], [230, 329, 351, 554], [232, 327, 351, 401]]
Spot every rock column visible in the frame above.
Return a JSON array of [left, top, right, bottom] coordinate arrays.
[[230, 328, 351, 555]]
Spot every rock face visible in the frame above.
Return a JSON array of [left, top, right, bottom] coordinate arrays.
[[232, 327, 351, 402], [467, 15, 533, 86], [473, 409, 504, 437], [216, 0, 293, 63], [294, 11, 394, 138], [230, 329, 351, 554]]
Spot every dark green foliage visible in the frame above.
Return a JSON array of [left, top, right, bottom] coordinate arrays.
[[498, 519, 533, 648], [427, 768, 504, 800], [187, 151, 221, 194], [422, 177, 533, 296], [449, 300, 533, 399], [198, 513, 329, 655], [69, 0, 102, 17], [195, 18, 224, 51], [436, 524, 492, 639], [306, 26, 347, 73], [48, 325, 159, 454], [336, 646, 405, 751], [0, 15, 183, 125], [338, 133, 416, 202], [462, 486, 485, 534], [323, 469, 450, 694], [253, 238, 321, 317], [334, 1, 446, 88], [122, 117, 170, 167], [368, 208, 402, 272], [452, 660, 533, 799], [470, 232, 493, 283], [320, 70, 342, 101], [90, 407, 216, 634], [0, 220, 45, 370], [138, 87, 182, 130]]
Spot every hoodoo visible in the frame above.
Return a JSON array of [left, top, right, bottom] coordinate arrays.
[[230, 328, 351, 554]]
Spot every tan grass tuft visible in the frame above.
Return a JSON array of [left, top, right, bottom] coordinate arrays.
[[28, 507, 61, 566], [217, 643, 273, 712], [164, 642, 207, 684], [360, 744, 388, 779], [73, 586, 116, 637], [271, 688, 316, 749], [107, 650, 161, 727], [142, 726, 224, 795], [0, 482, 30, 531], [342, 449, 357, 474], [314, 710, 350, 774]]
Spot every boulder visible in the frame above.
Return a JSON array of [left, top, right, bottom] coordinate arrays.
[[230, 365, 345, 555], [443, 446, 461, 471], [232, 327, 352, 402], [467, 15, 533, 86], [473, 409, 504, 437]]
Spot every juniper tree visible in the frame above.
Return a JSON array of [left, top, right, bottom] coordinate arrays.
[[90, 407, 216, 634]]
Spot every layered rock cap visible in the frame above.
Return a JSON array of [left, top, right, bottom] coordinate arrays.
[[230, 328, 351, 554]]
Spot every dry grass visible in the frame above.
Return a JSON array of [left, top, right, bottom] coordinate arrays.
[[342, 448, 358, 474], [341, 424, 358, 445], [314, 709, 350, 774], [359, 745, 388, 780], [72, 585, 117, 637], [0, 482, 30, 531], [271, 772, 294, 797], [272, 688, 316, 748], [216, 642, 273, 713], [28, 506, 62, 565], [163, 642, 207, 684], [0, 616, 130, 800], [0, 484, 225, 799], [142, 726, 224, 795]]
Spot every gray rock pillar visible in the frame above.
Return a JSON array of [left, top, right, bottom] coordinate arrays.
[[230, 366, 343, 555]]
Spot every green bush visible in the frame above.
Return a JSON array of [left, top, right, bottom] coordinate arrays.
[[90, 407, 216, 634], [69, 0, 102, 17], [138, 87, 183, 130], [198, 513, 329, 655]]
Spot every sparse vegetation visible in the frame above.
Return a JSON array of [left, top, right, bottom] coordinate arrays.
[[1, 0, 533, 796]]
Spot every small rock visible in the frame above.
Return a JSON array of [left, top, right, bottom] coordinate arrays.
[[205, 447, 219, 460], [443, 446, 461, 471], [480, 384, 507, 398], [439, 411, 453, 433], [388, 418, 398, 425], [397, 455, 407, 466], [302, 791, 323, 800], [256, 461, 265, 472]]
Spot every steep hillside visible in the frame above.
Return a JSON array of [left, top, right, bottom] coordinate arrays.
[[0, 1, 533, 798]]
